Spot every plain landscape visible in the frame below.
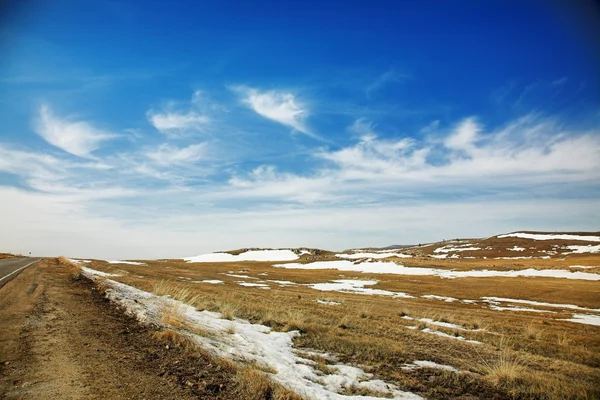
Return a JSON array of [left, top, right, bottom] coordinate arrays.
[[1, 231, 599, 399]]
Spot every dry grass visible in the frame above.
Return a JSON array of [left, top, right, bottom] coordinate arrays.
[[233, 367, 303, 400], [153, 329, 197, 353], [85, 254, 600, 400], [479, 347, 523, 386], [153, 280, 205, 306], [214, 299, 238, 320], [159, 302, 189, 328], [524, 320, 545, 341]]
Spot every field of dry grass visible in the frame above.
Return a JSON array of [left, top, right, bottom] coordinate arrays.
[[74, 240, 600, 399]]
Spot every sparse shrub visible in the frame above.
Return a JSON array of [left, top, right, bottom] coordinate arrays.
[[226, 321, 236, 334], [215, 301, 238, 320], [479, 338, 523, 386], [159, 302, 189, 328], [234, 367, 302, 400], [153, 329, 195, 352], [524, 321, 544, 341]]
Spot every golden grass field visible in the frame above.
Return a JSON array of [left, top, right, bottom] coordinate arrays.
[[72, 235, 600, 399]]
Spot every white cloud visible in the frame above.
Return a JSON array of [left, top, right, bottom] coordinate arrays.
[[236, 86, 322, 140], [443, 117, 480, 153], [148, 111, 209, 135], [145, 143, 207, 166], [35, 105, 115, 157], [226, 115, 600, 203], [1, 185, 598, 259]]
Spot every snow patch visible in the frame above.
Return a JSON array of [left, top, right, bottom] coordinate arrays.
[[508, 246, 526, 251], [316, 300, 341, 305], [560, 314, 600, 327], [80, 267, 422, 400], [420, 328, 482, 344], [237, 282, 270, 289], [199, 280, 223, 284], [80, 266, 121, 277], [497, 232, 600, 242], [565, 244, 600, 254], [421, 295, 458, 302], [308, 280, 414, 298], [276, 261, 600, 281], [402, 360, 459, 373], [106, 260, 146, 265]]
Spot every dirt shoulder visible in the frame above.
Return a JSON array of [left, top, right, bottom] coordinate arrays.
[[0, 258, 239, 400]]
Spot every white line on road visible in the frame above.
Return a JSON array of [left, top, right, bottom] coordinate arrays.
[[0, 259, 42, 282]]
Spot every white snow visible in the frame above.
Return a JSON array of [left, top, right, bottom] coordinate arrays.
[[431, 254, 448, 259], [420, 328, 482, 344], [184, 249, 299, 263], [308, 280, 415, 298], [237, 282, 270, 289], [80, 267, 422, 400], [106, 260, 146, 265], [275, 261, 600, 281], [336, 252, 412, 259], [275, 260, 412, 275], [418, 318, 477, 331], [225, 273, 258, 279], [401, 360, 459, 373], [481, 297, 600, 313], [71, 259, 91, 264], [433, 246, 480, 253], [421, 295, 458, 302], [565, 244, 600, 254], [80, 266, 121, 277], [569, 265, 595, 269], [299, 250, 311, 255], [316, 300, 341, 305], [487, 305, 550, 313], [266, 279, 297, 286], [199, 280, 224, 284], [560, 314, 600, 326], [497, 232, 600, 242], [508, 246, 526, 251]]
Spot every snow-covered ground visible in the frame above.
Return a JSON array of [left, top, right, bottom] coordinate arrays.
[[480, 297, 600, 313], [507, 246, 526, 251], [199, 280, 223, 284], [433, 245, 481, 253], [336, 252, 412, 259], [316, 300, 341, 305], [401, 360, 460, 373], [106, 260, 147, 265], [185, 249, 300, 263], [308, 279, 415, 298], [274, 261, 600, 281], [565, 244, 600, 254], [497, 232, 600, 242], [560, 314, 600, 326], [81, 267, 422, 400], [81, 266, 121, 277]]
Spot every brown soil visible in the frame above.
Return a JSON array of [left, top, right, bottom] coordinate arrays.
[[0, 259, 239, 399]]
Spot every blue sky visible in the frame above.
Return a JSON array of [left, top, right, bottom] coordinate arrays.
[[1, 0, 599, 258]]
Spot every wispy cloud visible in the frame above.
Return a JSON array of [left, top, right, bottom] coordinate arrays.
[[365, 68, 410, 98], [148, 111, 209, 136], [235, 86, 323, 140], [145, 143, 207, 166], [35, 105, 116, 158], [228, 114, 600, 204]]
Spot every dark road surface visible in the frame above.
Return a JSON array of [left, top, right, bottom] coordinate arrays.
[[0, 257, 42, 289]]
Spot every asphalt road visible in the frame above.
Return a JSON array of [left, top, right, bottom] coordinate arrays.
[[0, 257, 42, 290]]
